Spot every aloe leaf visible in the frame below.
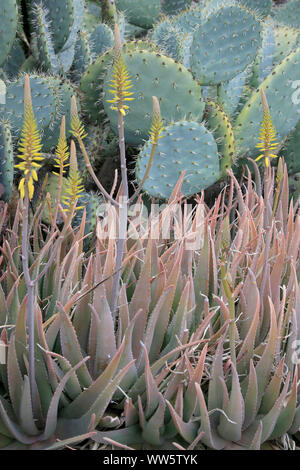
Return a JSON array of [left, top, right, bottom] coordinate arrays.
[[218, 363, 245, 443], [166, 400, 198, 444], [208, 333, 225, 421], [142, 393, 166, 447], [183, 344, 208, 422], [7, 333, 23, 417], [243, 360, 258, 431], [259, 358, 285, 415], [260, 372, 290, 443], [42, 356, 90, 441], [195, 383, 226, 450], [255, 297, 278, 404], [92, 425, 143, 445], [59, 305, 92, 389], [129, 237, 152, 358], [268, 371, 298, 440], [248, 421, 262, 450], [58, 359, 135, 438], [19, 375, 40, 436]]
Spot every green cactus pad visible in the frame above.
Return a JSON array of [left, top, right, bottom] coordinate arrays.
[[205, 100, 234, 177], [151, 20, 183, 61], [0, 0, 18, 68], [31, 3, 60, 74], [80, 41, 160, 124], [234, 47, 300, 156], [239, 0, 272, 18], [0, 75, 59, 139], [41, 174, 68, 224], [218, 70, 248, 118], [103, 50, 205, 146], [89, 23, 114, 57], [135, 121, 220, 199], [272, 0, 300, 30], [30, 0, 74, 53], [272, 25, 300, 68], [172, 7, 203, 36], [73, 191, 103, 238], [288, 172, 300, 203], [190, 3, 262, 85], [161, 0, 192, 16], [72, 32, 93, 83], [42, 78, 81, 151], [250, 21, 275, 88], [0, 121, 13, 202], [2, 39, 26, 80], [280, 121, 300, 174], [115, 0, 160, 29]]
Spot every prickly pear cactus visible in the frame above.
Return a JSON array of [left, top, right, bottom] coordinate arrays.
[[281, 121, 300, 174], [115, 0, 160, 29], [151, 20, 183, 61], [161, 0, 193, 16], [135, 121, 220, 199], [0, 121, 14, 202], [190, 3, 263, 85], [73, 191, 103, 240], [234, 47, 300, 156], [272, 0, 300, 30], [103, 50, 205, 146], [0, 0, 18, 68], [239, 0, 272, 18], [0, 74, 59, 140]]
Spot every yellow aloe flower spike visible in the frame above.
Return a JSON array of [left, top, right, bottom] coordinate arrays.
[[15, 74, 43, 200], [149, 96, 164, 145], [62, 140, 84, 214], [255, 89, 279, 168], [53, 116, 69, 176], [70, 95, 87, 140], [106, 24, 134, 116]]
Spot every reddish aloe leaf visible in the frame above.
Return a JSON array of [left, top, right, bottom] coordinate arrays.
[[129, 238, 152, 358], [260, 372, 290, 443], [142, 393, 166, 447], [195, 383, 226, 450], [183, 344, 208, 422], [218, 362, 245, 443], [19, 376, 40, 437], [208, 333, 225, 420], [166, 400, 198, 444], [248, 421, 262, 450], [73, 257, 93, 351], [58, 304, 92, 389], [255, 297, 278, 404], [243, 360, 258, 431], [269, 370, 298, 440], [7, 333, 23, 417], [259, 358, 285, 415]]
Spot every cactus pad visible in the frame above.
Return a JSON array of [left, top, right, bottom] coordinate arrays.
[[135, 121, 220, 199], [115, 0, 160, 29], [0, 121, 13, 202], [103, 50, 205, 146], [0, 0, 18, 68], [190, 4, 262, 85]]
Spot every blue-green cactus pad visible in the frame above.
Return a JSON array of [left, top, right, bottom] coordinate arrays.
[[135, 121, 220, 199], [0, 75, 59, 138], [0, 0, 18, 68], [103, 50, 205, 146], [115, 0, 160, 29], [161, 0, 193, 16], [190, 4, 262, 85], [234, 47, 300, 156], [0, 121, 13, 202], [272, 0, 300, 30]]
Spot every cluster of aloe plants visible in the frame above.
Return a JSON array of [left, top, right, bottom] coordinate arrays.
[[0, 0, 299, 452]]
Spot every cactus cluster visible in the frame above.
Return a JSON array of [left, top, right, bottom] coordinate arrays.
[[0, 0, 299, 201]]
